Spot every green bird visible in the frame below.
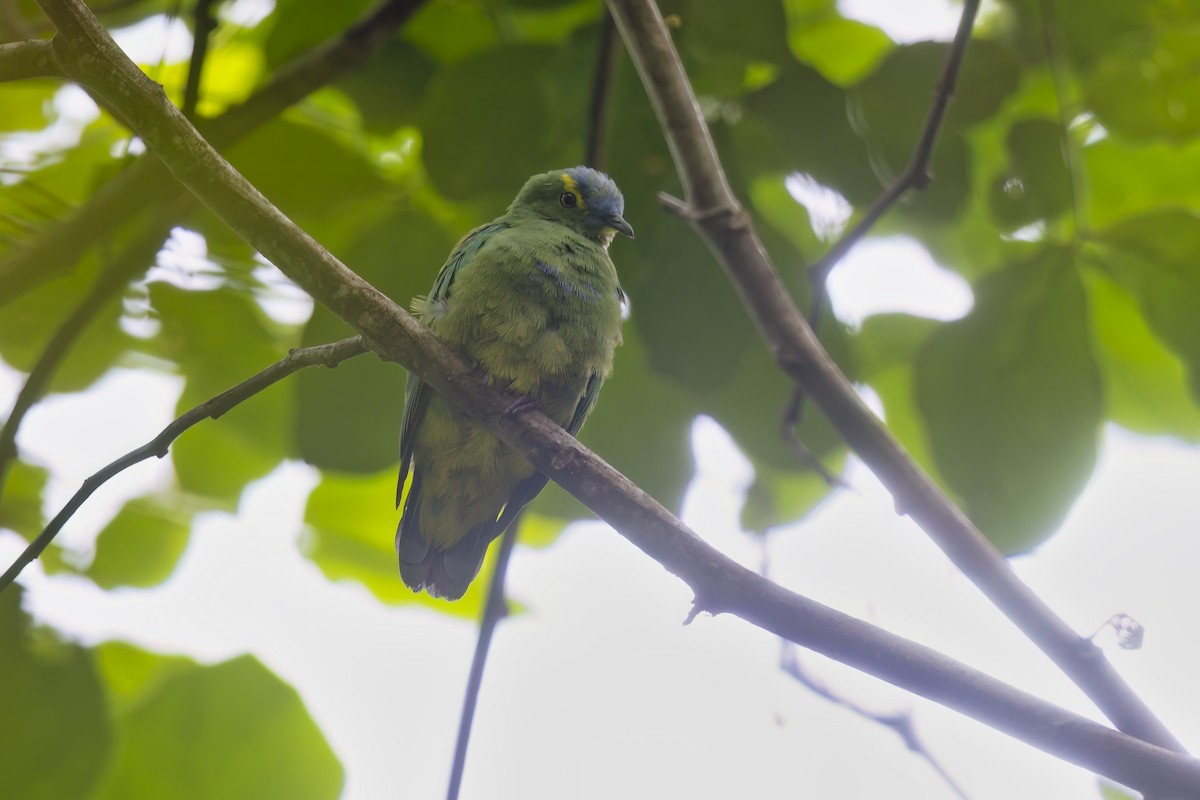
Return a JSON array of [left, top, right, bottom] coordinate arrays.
[[396, 167, 633, 599]]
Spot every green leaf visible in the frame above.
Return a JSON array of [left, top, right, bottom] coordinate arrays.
[[1086, 137, 1200, 228], [0, 80, 56, 132], [262, 0, 374, 69], [95, 655, 343, 800], [0, 587, 114, 800], [915, 248, 1103, 553], [741, 458, 844, 535], [987, 118, 1073, 231], [86, 495, 192, 589], [1084, 269, 1200, 440], [404, 0, 503, 63], [420, 46, 576, 202], [1085, 27, 1200, 143], [1099, 211, 1200, 403], [93, 641, 196, 717], [849, 40, 1020, 224], [0, 459, 48, 539], [788, 15, 893, 87], [336, 41, 437, 134], [148, 284, 292, 502]]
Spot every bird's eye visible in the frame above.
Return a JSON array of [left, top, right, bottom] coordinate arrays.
[[559, 192, 577, 209]]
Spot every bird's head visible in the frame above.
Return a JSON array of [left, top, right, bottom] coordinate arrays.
[[510, 167, 635, 247]]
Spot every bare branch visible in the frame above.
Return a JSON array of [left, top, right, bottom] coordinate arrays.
[[21, 0, 1200, 791], [181, 0, 216, 120], [0, 0, 426, 306], [807, 0, 981, 311], [606, 0, 1185, 754], [0, 38, 59, 81], [0, 336, 367, 592], [584, 13, 620, 171], [781, 645, 970, 800], [446, 522, 519, 800]]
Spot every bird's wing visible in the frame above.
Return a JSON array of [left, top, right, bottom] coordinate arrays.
[[485, 371, 606, 536], [396, 221, 509, 507]]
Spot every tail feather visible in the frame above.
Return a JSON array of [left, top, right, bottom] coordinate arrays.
[[396, 472, 492, 600]]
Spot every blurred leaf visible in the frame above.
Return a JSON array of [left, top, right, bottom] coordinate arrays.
[[916, 248, 1102, 553], [1098, 779, 1139, 800], [263, 0, 374, 69], [303, 467, 489, 615], [93, 641, 195, 717], [225, 119, 388, 252], [788, 14, 893, 87], [1099, 211, 1200, 402], [679, 0, 792, 64], [1086, 137, 1200, 228], [95, 655, 343, 800], [420, 46, 576, 202], [0, 81, 56, 132], [86, 495, 192, 589], [1083, 269, 1200, 440], [0, 587, 113, 800], [404, 0, 503, 63], [0, 264, 131, 393], [336, 41, 436, 134], [149, 284, 292, 501], [741, 458, 844, 534], [1085, 27, 1200, 143], [296, 208, 456, 473], [988, 118, 1073, 231], [851, 313, 940, 378], [0, 460, 48, 539]]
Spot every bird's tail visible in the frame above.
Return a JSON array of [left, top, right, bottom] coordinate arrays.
[[396, 474, 491, 600]]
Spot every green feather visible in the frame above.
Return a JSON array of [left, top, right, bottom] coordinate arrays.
[[395, 168, 631, 599]]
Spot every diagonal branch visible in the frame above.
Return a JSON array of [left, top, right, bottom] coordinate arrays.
[[0, 0, 425, 307], [605, 0, 1184, 754], [181, 0, 217, 120], [21, 0, 1200, 792], [0, 201, 184, 505], [0, 336, 368, 591], [0, 38, 59, 81], [805, 0, 980, 326], [583, 12, 620, 171]]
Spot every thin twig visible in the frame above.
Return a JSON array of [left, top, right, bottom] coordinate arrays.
[[806, 0, 981, 325], [0, 202, 185, 505], [780, 644, 971, 800], [0, 0, 427, 306], [446, 521, 520, 800], [584, 12, 619, 171], [28, 1, 1200, 790], [607, 0, 1185, 754], [0, 336, 367, 591], [181, 0, 216, 119]]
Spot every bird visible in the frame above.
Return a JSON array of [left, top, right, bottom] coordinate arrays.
[[395, 167, 633, 599]]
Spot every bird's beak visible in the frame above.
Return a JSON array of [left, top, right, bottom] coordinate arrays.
[[607, 214, 635, 239]]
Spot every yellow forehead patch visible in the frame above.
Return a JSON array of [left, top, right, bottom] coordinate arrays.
[[560, 173, 587, 209]]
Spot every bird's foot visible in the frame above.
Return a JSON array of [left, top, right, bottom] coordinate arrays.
[[501, 395, 540, 421]]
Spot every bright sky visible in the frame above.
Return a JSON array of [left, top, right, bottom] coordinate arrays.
[[3, 1, 1198, 799]]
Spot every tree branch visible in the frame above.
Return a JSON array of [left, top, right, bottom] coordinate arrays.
[[0, 38, 59, 81], [0, 0, 425, 306], [21, 0, 1200, 792], [181, 0, 216, 120], [583, 12, 619, 171], [0, 199, 186, 505], [805, 0, 980, 321], [0, 336, 367, 591], [606, 0, 1184, 755], [446, 522, 519, 800]]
